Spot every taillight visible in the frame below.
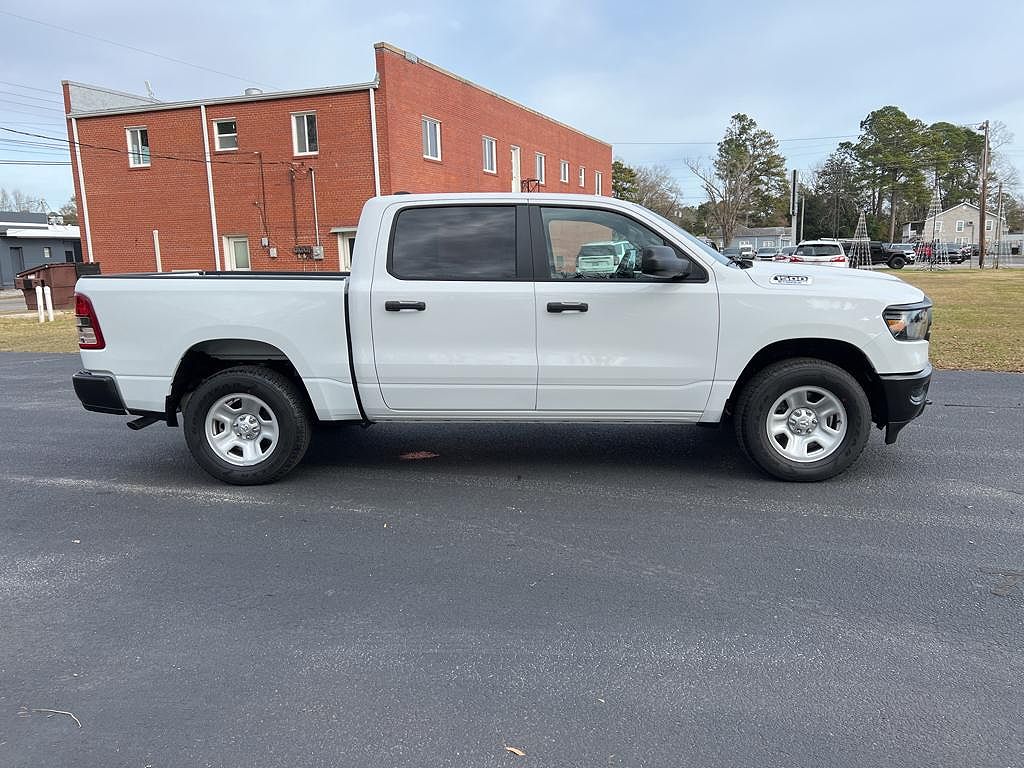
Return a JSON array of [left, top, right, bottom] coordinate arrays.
[[75, 293, 105, 350], [829, 256, 847, 262], [789, 256, 803, 262]]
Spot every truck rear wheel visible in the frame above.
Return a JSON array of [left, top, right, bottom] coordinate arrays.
[[888, 255, 906, 269], [183, 366, 311, 485], [733, 358, 871, 481]]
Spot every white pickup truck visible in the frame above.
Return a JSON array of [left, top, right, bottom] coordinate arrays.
[[72, 193, 933, 485]]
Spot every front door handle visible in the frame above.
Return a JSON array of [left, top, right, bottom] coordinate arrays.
[[547, 301, 589, 313], [385, 300, 426, 312]]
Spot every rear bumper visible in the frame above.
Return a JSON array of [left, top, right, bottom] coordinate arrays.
[[879, 364, 932, 444], [73, 370, 127, 415]]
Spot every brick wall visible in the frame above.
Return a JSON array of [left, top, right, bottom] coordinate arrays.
[[65, 43, 613, 275], [374, 44, 612, 196]]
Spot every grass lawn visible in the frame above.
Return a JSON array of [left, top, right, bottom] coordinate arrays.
[[883, 269, 1024, 372], [0, 314, 79, 353], [0, 271, 1021, 372]]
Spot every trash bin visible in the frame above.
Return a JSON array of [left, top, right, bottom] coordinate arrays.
[[14, 262, 101, 310]]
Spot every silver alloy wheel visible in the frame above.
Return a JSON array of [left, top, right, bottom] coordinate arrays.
[[204, 393, 280, 466], [765, 385, 847, 463]]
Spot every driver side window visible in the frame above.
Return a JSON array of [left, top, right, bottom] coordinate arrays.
[[539, 206, 671, 280]]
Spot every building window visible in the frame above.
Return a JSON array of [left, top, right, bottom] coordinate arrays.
[[595, 170, 603, 195], [933, 221, 943, 233], [42, 246, 51, 259], [560, 160, 569, 183], [985, 219, 993, 231], [482, 136, 496, 174], [955, 220, 965, 232], [422, 116, 441, 160], [292, 112, 318, 155], [224, 236, 251, 271], [214, 119, 238, 151], [762, 240, 774, 248], [579, 167, 585, 187], [535, 153, 546, 185], [126, 126, 150, 167]]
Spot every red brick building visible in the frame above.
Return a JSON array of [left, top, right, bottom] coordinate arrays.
[[63, 43, 612, 273]]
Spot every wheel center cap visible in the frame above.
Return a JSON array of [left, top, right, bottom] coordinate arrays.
[[788, 408, 818, 435], [232, 413, 262, 440]]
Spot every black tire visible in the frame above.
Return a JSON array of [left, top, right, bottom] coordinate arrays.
[[733, 358, 871, 482], [183, 365, 311, 485], [888, 255, 906, 269]]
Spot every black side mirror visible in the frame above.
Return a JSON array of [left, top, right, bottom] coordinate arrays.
[[641, 245, 691, 279]]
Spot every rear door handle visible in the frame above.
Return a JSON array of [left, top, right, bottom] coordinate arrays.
[[385, 300, 426, 312], [547, 302, 589, 313]]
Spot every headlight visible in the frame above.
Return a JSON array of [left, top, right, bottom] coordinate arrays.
[[883, 298, 933, 341]]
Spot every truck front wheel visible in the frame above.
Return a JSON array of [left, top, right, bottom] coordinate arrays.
[[183, 366, 311, 485], [733, 358, 871, 481]]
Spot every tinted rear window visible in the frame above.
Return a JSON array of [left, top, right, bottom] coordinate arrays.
[[390, 206, 517, 280]]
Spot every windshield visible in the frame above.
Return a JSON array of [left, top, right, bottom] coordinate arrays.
[[644, 209, 733, 266], [757, 247, 775, 254], [795, 243, 842, 257]]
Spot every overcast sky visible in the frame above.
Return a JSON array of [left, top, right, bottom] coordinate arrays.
[[2, 0, 1023, 210]]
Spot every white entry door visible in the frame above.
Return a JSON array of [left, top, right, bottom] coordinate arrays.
[[510, 145, 521, 192]]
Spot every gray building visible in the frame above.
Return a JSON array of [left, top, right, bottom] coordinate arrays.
[[901, 202, 1007, 245], [0, 212, 82, 288], [725, 225, 793, 252]]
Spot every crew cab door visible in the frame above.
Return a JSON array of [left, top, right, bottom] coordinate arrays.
[[368, 203, 536, 411], [531, 204, 718, 415]]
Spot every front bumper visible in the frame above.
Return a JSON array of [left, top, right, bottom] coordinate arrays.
[[73, 370, 127, 415], [879, 364, 932, 444]]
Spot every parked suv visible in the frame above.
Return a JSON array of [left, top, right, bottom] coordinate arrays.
[[789, 240, 848, 268]]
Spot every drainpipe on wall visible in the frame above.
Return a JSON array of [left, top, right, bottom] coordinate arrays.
[[310, 168, 321, 249], [200, 104, 222, 271], [369, 87, 381, 197], [70, 118, 94, 264]]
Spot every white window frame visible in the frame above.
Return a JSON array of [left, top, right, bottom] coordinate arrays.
[[579, 166, 585, 187], [291, 112, 318, 156], [213, 118, 238, 151], [535, 152, 545, 185], [595, 170, 603, 196], [482, 136, 496, 174], [955, 220, 965, 232], [42, 246, 51, 259], [762, 240, 774, 248], [985, 219, 993, 231], [422, 116, 441, 161], [126, 126, 150, 168], [933, 221, 943, 233], [223, 236, 251, 271], [560, 159, 569, 183], [335, 228, 357, 271]]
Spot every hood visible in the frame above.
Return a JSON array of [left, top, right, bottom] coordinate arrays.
[[742, 261, 926, 303]]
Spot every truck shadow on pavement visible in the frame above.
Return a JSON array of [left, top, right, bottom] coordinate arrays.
[[302, 421, 758, 480]]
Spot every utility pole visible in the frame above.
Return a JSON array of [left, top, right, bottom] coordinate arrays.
[[995, 181, 1004, 268], [790, 169, 798, 246], [978, 120, 990, 268]]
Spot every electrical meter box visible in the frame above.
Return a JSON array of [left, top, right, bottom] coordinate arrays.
[[311, 246, 325, 260]]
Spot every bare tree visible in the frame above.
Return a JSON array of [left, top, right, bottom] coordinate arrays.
[[686, 154, 759, 247], [0, 187, 48, 213], [631, 165, 684, 219], [686, 114, 787, 247]]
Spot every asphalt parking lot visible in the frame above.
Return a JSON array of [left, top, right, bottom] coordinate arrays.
[[2, 352, 1022, 767]]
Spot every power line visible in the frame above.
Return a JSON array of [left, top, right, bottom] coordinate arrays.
[[0, 10, 276, 89], [0, 90, 63, 106], [0, 126, 300, 168], [613, 134, 859, 145], [0, 97, 63, 113], [0, 159, 71, 165], [0, 79, 61, 95]]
